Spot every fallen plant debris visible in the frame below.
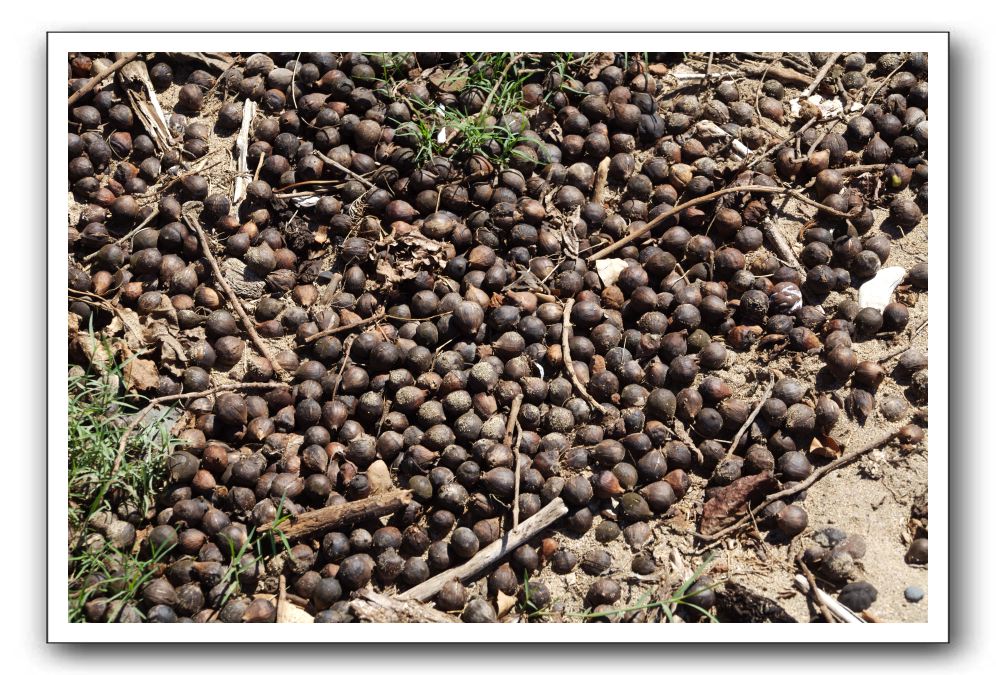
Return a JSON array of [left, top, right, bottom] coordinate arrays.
[[66, 50, 929, 624]]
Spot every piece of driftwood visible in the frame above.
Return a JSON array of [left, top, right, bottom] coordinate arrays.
[[116, 54, 174, 151], [232, 99, 257, 208], [399, 497, 569, 602], [350, 589, 461, 623], [257, 490, 413, 540]]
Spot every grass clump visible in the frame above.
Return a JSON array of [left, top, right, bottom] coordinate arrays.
[[67, 338, 181, 621]]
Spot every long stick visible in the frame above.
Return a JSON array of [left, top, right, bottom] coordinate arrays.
[[723, 373, 775, 460], [696, 426, 904, 543], [304, 310, 386, 344], [183, 214, 287, 379], [398, 497, 569, 602], [68, 52, 139, 106], [257, 490, 413, 540], [561, 299, 606, 414], [588, 185, 855, 261], [504, 394, 524, 529]]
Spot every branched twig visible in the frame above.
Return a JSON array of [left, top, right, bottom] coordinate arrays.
[[696, 425, 906, 543], [561, 299, 606, 414], [183, 214, 287, 379]]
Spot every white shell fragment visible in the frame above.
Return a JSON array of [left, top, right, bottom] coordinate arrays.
[[595, 258, 630, 287], [789, 94, 843, 119], [859, 266, 906, 311]]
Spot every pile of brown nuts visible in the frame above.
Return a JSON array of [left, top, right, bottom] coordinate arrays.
[[68, 51, 928, 623]]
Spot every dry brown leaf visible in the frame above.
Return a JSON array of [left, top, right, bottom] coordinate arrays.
[[700, 471, 778, 535], [106, 306, 147, 351], [428, 67, 468, 93], [810, 433, 843, 459], [587, 52, 617, 79], [376, 257, 403, 285], [122, 356, 159, 393], [147, 319, 188, 363]]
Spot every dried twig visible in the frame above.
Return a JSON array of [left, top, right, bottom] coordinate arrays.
[[561, 299, 606, 414], [504, 394, 525, 528], [697, 52, 714, 99], [864, 59, 909, 109], [589, 184, 857, 261], [697, 425, 905, 543], [724, 373, 775, 459], [232, 100, 257, 208], [477, 52, 526, 122], [276, 575, 291, 623], [183, 214, 287, 379], [68, 52, 139, 106], [81, 207, 159, 263], [796, 553, 836, 623], [314, 150, 377, 190], [762, 219, 805, 275], [258, 490, 413, 540], [801, 52, 842, 97], [398, 497, 568, 603], [304, 310, 386, 343], [745, 115, 820, 169]]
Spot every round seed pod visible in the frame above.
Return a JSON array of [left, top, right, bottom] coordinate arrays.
[[775, 504, 808, 538]]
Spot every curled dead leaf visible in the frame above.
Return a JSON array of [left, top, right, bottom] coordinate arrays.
[[700, 471, 777, 535]]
